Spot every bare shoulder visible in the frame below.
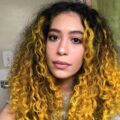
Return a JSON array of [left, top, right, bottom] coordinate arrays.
[[0, 104, 15, 120]]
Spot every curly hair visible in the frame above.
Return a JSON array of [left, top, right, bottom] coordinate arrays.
[[8, 1, 120, 120]]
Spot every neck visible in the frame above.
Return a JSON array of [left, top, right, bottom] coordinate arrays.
[[56, 77, 74, 97]]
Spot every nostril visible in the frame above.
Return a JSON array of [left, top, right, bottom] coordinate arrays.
[[57, 40, 69, 55], [57, 48, 67, 55]]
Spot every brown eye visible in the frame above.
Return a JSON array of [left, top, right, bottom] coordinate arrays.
[[71, 38, 82, 44], [47, 35, 58, 41]]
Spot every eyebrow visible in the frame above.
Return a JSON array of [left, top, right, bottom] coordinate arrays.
[[48, 28, 83, 34]]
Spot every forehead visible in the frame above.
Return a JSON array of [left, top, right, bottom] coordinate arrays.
[[50, 11, 84, 32]]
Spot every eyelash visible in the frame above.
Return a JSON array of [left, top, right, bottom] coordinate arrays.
[[47, 35, 58, 41], [47, 34, 82, 44], [71, 38, 82, 44]]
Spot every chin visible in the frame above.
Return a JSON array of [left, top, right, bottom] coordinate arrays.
[[52, 72, 73, 80], [55, 76, 69, 80]]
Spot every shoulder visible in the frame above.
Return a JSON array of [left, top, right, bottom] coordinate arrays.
[[0, 104, 15, 120], [111, 115, 120, 120]]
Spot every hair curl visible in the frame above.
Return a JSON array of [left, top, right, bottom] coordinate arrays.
[[8, 1, 120, 120]]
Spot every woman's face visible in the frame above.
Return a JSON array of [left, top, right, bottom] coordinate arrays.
[[46, 12, 84, 80]]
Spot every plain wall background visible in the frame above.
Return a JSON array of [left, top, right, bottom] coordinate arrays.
[[0, 0, 58, 69]]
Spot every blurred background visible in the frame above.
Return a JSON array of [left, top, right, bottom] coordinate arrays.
[[0, 0, 120, 110]]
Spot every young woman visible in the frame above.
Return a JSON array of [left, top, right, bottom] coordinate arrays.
[[0, 1, 120, 120]]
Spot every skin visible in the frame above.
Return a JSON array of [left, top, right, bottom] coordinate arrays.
[[0, 104, 15, 120], [46, 12, 84, 96]]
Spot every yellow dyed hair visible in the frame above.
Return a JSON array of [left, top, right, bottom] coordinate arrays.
[[9, 17, 62, 120], [68, 20, 120, 120], [8, 1, 120, 120]]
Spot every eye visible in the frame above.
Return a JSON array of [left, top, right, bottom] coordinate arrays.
[[47, 34, 58, 41], [71, 38, 82, 44]]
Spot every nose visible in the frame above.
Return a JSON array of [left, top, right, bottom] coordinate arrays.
[[57, 39, 68, 56]]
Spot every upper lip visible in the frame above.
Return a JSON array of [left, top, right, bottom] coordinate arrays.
[[53, 60, 71, 65]]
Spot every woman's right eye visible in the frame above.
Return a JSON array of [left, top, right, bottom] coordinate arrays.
[[47, 35, 58, 41]]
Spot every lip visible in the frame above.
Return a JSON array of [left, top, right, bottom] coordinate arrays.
[[53, 60, 71, 69]]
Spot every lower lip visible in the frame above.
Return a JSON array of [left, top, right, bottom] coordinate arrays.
[[53, 63, 70, 69]]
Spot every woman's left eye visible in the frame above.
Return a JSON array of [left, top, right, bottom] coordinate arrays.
[[71, 38, 82, 44]]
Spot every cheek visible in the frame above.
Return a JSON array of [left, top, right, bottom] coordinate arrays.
[[46, 43, 55, 63], [74, 54, 83, 66], [46, 41, 58, 58], [71, 47, 84, 68]]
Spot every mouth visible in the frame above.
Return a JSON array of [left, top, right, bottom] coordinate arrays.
[[53, 60, 71, 69]]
